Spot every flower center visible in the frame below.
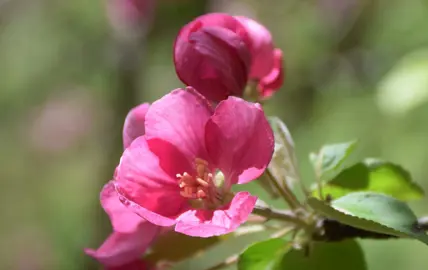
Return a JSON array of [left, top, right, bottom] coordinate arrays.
[[176, 158, 228, 209]]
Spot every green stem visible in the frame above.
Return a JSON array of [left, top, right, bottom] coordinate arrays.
[[315, 150, 325, 201], [252, 203, 306, 227], [270, 226, 295, 239], [265, 168, 301, 209]]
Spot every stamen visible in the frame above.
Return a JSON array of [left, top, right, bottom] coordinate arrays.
[[197, 188, 206, 198], [196, 177, 209, 187], [196, 164, 204, 177], [176, 158, 226, 209]]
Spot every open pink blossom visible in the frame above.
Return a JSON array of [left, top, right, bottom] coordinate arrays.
[[113, 87, 274, 237], [123, 103, 150, 149], [85, 182, 160, 267], [174, 13, 251, 102], [234, 16, 284, 98]]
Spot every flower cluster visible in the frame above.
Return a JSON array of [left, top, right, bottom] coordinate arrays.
[[87, 11, 284, 270]]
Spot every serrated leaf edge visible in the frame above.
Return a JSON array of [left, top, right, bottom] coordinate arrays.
[[363, 158, 425, 197], [307, 197, 428, 244]]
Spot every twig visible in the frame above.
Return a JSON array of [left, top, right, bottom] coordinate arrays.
[[252, 203, 305, 227], [271, 226, 294, 239], [265, 169, 301, 209], [314, 150, 325, 201]]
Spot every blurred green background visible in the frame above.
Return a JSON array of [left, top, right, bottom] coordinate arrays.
[[1, 0, 428, 269]]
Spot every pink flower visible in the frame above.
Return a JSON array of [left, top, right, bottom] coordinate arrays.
[[113, 87, 274, 237], [173, 13, 251, 102], [234, 16, 284, 98], [85, 183, 160, 267], [123, 103, 150, 149]]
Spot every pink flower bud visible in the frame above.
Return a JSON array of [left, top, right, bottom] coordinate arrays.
[[234, 16, 284, 98], [174, 13, 251, 102]]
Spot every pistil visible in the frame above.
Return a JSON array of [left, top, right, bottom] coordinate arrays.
[[177, 158, 225, 209]]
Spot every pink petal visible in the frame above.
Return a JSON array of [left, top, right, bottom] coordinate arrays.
[[115, 191, 179, 227], [101, 181, 146, 233], [84, 222, 159, 267], [175, 13, 251, 51], [123, 103, 150, 149], [205, 97, 274, 185], [144, 88, 213, 161], [175, 192, 257, 237], [175, 27, 250, 101], [115, 136, 188, 226], [174, 14, 251, 102], [235, 16, 275, 79], [258, 49, 284, 98]]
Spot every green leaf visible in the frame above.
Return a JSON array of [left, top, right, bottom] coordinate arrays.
[[309, 141, 357, 179], [308, 192, 428, 245], [238, 238, 290, 270], [279, 240, 366, 270], [314, 158, 424, 201]]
